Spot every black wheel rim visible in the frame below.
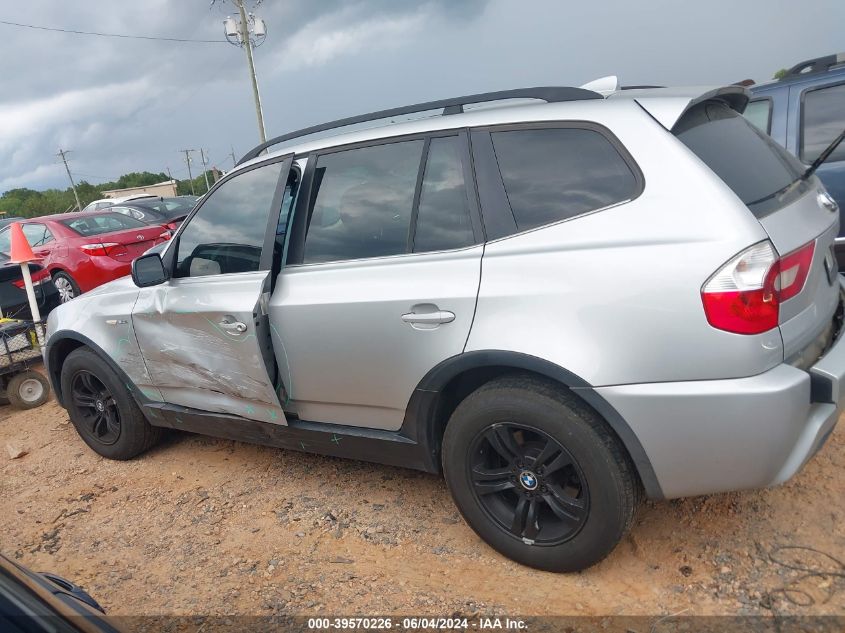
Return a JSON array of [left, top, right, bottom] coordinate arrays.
[[70, 370, 121, 445], [468, 423, 589, 546]]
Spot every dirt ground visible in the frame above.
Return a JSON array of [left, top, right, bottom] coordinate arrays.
[[2, 393, 844, 619]]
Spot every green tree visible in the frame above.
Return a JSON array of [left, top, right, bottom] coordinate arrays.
[[773, 68, 789, 80], [0, 171, 182, 218]]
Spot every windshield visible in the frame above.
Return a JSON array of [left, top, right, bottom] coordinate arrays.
[[674, 100, 807, 218]]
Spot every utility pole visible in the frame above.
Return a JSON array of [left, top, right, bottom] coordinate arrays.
[[57, 149, 82, 211], [230, 146, 238, 167], [180, 149, 196, 195], [224, 2, 267, 143], [199, 149, 211, 193]]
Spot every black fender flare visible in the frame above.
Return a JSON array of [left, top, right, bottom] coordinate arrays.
[[45, 331, 143, 409], [401, 350, 664, 499]]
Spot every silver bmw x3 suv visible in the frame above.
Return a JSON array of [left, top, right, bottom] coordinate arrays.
[[44, 83, 845, 572]]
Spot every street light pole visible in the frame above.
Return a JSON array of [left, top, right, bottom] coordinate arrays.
[[224, 1, 267, 144]]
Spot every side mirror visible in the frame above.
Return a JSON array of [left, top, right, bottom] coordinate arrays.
[[131, 253, 169, 287]]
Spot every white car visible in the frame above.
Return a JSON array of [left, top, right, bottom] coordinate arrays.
[[81, 194, 156, 213]]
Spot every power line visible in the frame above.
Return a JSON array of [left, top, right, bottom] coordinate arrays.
[[0, 19, 226, 43]]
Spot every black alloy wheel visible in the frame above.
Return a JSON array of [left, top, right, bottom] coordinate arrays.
[[468, 422, 589, 545], [70, 370, 121, 445]]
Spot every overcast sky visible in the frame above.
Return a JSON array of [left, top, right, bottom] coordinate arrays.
[[1, 0, 842, 193]]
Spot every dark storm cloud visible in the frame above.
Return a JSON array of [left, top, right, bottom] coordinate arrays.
[[0, 0, 842, 192]]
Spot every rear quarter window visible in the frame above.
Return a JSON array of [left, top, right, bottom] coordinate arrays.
[[490, 126, 640, 231], [60, 213, 147, 237], [743, 98, 772, 134]]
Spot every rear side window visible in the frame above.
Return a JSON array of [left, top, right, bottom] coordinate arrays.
[[303, 140, 424, 264], [743, 99, 772, 134], [22, 223, 53, 247], [61, 213, 147, 236], [674, 101, 804, 217], [490, 128, 639, 231], [801, 83, 845, 164], [413, 136, 475, 252]]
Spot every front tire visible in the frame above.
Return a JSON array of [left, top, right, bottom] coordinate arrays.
[[61, 347, 161, 459], [442, 374, 641, 572], [52, 271, 80, 303]]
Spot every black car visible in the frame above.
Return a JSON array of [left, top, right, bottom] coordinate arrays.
[[0, 256, 60, 320], [0, 553, 118, 632], [0, 217, 24, 229], [105, 196, 196, 230]]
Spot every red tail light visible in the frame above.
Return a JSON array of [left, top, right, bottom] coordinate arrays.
[[159, 230, 172, 240], [701, 240, 815, 335], [11, 268, 51, 289], [776, 241, 815, 302], [80, 242, 128, 257], [165, 221, 181, 231]]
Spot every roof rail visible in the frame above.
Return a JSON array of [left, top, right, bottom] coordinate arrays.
[[782, 53, 845, 80], [237, 86, 602, 165]]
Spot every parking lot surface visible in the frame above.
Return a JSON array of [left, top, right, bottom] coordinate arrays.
[[2, 398, 844, 618]]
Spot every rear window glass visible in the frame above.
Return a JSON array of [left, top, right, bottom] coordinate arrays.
[[490, 128, 639, 231], [674, 101, 804, 217], [60, 213, 147, 237]]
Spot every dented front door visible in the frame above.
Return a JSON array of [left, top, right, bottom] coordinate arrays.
[[132, 155, 291, 424]]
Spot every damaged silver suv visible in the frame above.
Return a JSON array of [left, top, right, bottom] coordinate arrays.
[[44, 83, 845, 572]]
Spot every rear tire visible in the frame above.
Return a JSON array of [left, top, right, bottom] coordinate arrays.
[[442, 374, 641, 572], [61, 347, 161, 460], [7, 371, 50, 409], [52, 271, 80, 303]]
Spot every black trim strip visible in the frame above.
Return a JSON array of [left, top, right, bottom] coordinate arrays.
[[259, 154, 294, 271], [147, 402, 439, 473], [407, 137, 431, 253], [237, 87, 602, 164]]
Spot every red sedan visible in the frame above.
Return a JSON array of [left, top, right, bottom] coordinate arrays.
[[0, 211, 171, 303]]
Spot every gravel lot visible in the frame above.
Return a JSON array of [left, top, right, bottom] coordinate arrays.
[[2, 395, 844, 620]]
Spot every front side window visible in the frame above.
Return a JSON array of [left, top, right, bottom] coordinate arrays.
[[491, 127, 639, 231], [22, 223, 53, 247], [413, 136, 475, 253], [303, 140, 424, 264], [175, 160, 283, 278], [743, 99, 772, 134], [801, 83, 845, 164]]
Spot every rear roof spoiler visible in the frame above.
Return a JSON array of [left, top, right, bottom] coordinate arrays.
[[608, 85, 750, 130]]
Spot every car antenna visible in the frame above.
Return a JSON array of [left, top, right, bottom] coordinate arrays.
[[801, 127, 845, 182]]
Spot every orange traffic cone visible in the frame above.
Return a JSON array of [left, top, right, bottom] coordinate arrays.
[[9, 222, 38, 264], [8, 222, 44, 332]]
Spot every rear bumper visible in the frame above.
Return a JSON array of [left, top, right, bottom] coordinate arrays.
[[597, 280, 845, 500]]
